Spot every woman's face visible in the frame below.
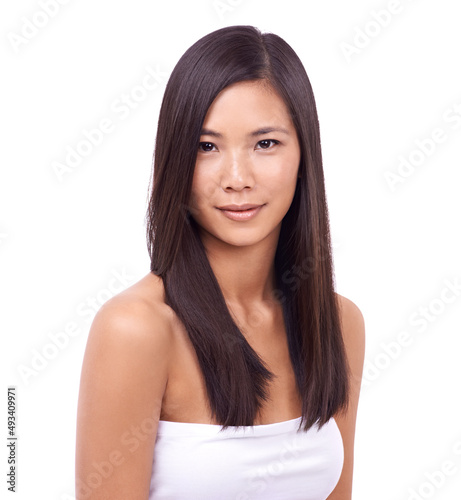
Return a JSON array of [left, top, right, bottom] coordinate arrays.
[[189, 79, 301, 249]]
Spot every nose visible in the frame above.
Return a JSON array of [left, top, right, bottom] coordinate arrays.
[[221, 151, 255, 192]]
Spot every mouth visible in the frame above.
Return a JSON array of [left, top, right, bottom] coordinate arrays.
[[216, 204, 263, 211], [216, 204, 265, 221]]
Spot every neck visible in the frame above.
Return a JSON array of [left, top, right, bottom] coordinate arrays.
[[198, 225, 281, 313]]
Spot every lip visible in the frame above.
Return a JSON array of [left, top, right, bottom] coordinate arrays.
[[216, 204, 264, 221], [217, 204, 263, 211]]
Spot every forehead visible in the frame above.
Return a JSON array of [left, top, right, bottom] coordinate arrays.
[[202, 80, 294, 131]]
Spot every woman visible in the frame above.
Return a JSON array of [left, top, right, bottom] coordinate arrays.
[[76, 25, 365, 500]]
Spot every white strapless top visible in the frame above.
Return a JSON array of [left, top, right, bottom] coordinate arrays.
[[149, 416, 343, 499]]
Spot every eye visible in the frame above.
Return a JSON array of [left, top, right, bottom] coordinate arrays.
[[256, 139, 280, 150], [198, 142, 217, 152]]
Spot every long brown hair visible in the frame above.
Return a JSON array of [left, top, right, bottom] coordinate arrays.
[[146, 25, 350, 432]]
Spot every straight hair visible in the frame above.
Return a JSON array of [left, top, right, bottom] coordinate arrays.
[[146, 25, 350, 432]]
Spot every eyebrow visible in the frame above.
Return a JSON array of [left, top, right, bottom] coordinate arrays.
[[200, 126, 290, 138]]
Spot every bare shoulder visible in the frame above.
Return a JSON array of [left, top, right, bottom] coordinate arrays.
[[335, 293, 366, 358], [80, 271, 176, 416], [92, 271, 173, 336], [76, 272, 174, 499], [84, 272, 175, 368]]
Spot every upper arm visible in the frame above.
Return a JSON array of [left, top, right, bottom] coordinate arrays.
[[327, 294, 366, 500], [75, 296, 171, 500]]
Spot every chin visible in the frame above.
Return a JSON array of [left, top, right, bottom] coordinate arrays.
[[216, 232, 265, 248], [196, 224, 265, 248]]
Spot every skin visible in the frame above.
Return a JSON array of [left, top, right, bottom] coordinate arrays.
[[75, 80, 365, 499]]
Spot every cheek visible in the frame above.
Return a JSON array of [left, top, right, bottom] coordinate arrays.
[[262, 155, 299, 188], [190, 171, 217, 210]]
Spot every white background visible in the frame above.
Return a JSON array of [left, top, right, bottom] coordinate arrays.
[[1, 0, 460, 499]]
